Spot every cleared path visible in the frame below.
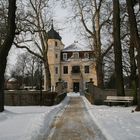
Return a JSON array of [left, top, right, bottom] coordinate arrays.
[[46, 96, 98, 140]]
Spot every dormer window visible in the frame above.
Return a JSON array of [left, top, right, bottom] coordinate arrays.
[[84, 52, 89, 59], [73, 52, 79, 59], [63, 53, 67, 60]]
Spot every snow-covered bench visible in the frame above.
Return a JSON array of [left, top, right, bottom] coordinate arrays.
[[104, 96, 134, 106]]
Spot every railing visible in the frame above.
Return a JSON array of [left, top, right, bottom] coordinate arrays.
[[71, 70, 81, 74], [71, 70, 81, 80]]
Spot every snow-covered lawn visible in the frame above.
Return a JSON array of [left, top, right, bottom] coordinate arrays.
[[0, 97, 69, 140], [83, 96, 140, 140], [0, 92, 140, 140]]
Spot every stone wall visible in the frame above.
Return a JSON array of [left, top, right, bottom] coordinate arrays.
[[85, 79, 135, 105], [4, 81, 66, 106]]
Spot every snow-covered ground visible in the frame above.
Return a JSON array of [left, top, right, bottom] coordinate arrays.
[[0, 92, 140, 140], [83, 96, 140, 140], [0, 97, 69, 140]]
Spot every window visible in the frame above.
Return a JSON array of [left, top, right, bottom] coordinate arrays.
[[63, 66, 68, 74], [55, 67, 58, 74], [84, 66, 89, 73], [72, 66, 80, 73], [73, 52, 79, 59], [63, 53, 67, 60], [55, 41, 57, 46], [55, 53, 58, 59], [64, 82, 68, 88], [85, 82, 89, 88], [84, 52, 89, 59]]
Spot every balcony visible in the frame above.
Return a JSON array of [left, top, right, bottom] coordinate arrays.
[[71, 70, 81, 74], [71, 66, 80, 73], [71, 66, 81, 79]]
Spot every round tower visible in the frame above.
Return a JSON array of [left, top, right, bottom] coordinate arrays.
[[47, 24, 64, 88]]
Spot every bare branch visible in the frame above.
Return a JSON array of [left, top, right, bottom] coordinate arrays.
[[13, 42, 44, 61], [77, 0, 94, 36], [100, 11, 113, 30], [102, 43, 113, 57]]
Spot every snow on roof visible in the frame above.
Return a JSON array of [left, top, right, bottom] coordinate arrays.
[[62, 42, 91, 52], [8, 78, 17, 82]]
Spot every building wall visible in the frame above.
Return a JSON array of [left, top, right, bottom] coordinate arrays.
[[47, 39, 64, 87], [61, 59, 97, 92], [47, 38, 97, 92]]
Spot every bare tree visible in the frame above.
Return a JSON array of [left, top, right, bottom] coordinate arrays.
[[14, 0, 52, 90], [126, 0, 140, 111], [0, 0, 16, 112], [62, 0, 113, 88], [10, 52, 40, 88], [0, 1, 8, 46]]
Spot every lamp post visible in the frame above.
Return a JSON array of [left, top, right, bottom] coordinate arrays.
[[39, 60, 43, 105]]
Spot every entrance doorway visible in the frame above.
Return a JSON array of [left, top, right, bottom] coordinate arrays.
[[73, 82, 79, 92]]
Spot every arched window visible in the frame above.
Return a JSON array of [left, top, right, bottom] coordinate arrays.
[[63, 53, 67, 60], [73, 52, 79, 59], [84, 52, 89, 59]]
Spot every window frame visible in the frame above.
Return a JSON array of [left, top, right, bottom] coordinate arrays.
[[84, 65, 89, 73], [73, 52, 79, 59], [72, 65, 80, 73], [55, 66, 58, 74], [84, 52, 89, 59], [63, 66, 68, 74], [55, 53, 58, 59], [85, 82, 89, 88], [63, 53, 67, 60], [55, 41, 57, 46]]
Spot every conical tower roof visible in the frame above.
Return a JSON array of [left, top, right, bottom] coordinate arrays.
[[47, 24, 62, 41]]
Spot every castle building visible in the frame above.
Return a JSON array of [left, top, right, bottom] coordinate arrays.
[[47, 25, 97, 92]]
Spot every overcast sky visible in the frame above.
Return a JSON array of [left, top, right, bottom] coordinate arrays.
[[53, 1, 76, 46]]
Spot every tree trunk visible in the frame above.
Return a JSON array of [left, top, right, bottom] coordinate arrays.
[[0, 58, 7, 112], [113, 0, 125, 96], [126, 0, 140, 111], [43, 55, 51, 91], [95, 9, 104, 88], [0, 0, 16, 112], [136, 43, 140, 110], [96, 56, 104, 88], [129, 39, 137, 104]]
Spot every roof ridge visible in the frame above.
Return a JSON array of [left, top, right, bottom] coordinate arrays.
[[62, 42, 89, 52]]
